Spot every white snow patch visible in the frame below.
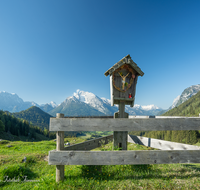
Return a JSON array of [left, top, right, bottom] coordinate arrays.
[[171, 95, 180, 109], [101, 97, 111, 104], [73, 90, 109, 114], [141, 105, 160, 111], [49, 101, 57, 108]]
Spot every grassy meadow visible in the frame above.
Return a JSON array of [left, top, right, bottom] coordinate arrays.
[[0, 135, 200, 190]]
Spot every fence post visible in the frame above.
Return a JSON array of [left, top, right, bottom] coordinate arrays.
[[113, 101, 128, 150], [56, 113, 65, 182]]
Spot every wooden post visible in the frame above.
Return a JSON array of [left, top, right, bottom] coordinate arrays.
[[113, 101, 128, 150], [56, 113, 64, 182]]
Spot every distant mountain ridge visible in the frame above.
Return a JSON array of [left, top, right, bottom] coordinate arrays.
[[167, 84, 200, 111], [39, 101, 57, 113], [175, 84, 200, 107], [126, 104, 162, 116], [49, 89, 163, 116], [1, 85, 200, 117], [0, 90, 163, 116], [0, 91, 57, 113], [73, 89, 118, 115], [0, 91, 36, 112], [163, 90, 200, 117], [169, 95, 181, 110], [49, 95, 106, 116]]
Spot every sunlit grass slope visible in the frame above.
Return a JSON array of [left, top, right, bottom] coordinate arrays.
[[0, 137, 200, 190]]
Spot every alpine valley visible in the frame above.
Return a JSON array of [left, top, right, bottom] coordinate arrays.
[[1, 85, 200, 142], [1, 84, 200, 117]]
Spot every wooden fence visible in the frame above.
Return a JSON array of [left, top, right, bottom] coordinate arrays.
[[48, 114, 200, 182]]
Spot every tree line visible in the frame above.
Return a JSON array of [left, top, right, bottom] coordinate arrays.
[[129, 130, 200, 145], [0, 110, 83, 140], [163, 91, 200, 117], [11, 106, 52, 130], [0, 110, 56, 140]]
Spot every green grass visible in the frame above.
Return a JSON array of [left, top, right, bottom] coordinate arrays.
[[0, 131, 51, 142], [78, 131, 113, 140], [0, 138, 200, 190]]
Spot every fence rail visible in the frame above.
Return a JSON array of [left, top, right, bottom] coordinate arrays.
[[63, 135, 113, 151], [50, 117, 200, 131], [48, 114, 200, 182], [49, 150, 200, 165]]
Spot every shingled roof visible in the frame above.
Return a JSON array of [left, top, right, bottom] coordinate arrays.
[[104, 54, 144, 77]]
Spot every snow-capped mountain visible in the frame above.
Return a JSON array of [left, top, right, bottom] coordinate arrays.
[[39, 101, 58, 113], [48, 95, 106, 117], [101, 97, 111, 105], [168, 95, 181, 110], [0, 90, 163, 116], [0, 91, 56, 113], [2, 85, 199, 116], [169, 84, 200, 109], [73, 89, 117, 115], [0, 91, 38, 112], [134, 104, 161, 111], [48, 101, 57, 108], [48, 89, 163, 116], [125, 104, 162, 116], [176, 84, 200, 107], [73, 89, 106, 113]]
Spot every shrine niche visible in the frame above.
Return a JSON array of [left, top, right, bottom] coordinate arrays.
[[112, 64, 136, 92], [104, 54, 144, 107]]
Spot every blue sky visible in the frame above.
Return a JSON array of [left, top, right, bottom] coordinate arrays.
[[0, 0, 200, 109]]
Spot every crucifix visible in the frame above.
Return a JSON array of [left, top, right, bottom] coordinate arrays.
[[104, 54, 144, 151], [118, 72, 129, 90]]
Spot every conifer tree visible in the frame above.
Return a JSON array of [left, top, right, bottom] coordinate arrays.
[[0, 120, 5, 132]]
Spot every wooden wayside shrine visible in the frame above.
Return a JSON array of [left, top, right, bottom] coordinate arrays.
[[48, 55, 200, 182], [104, 54, 144, 150]]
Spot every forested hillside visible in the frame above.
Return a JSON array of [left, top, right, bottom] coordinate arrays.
[[12, 106, 52, 130], [129, 91, 200, 144], [163, 91, 200, 117], [129, 130, 199, 145], [0, 110, 56, 141], [0, 107, 83, 141]]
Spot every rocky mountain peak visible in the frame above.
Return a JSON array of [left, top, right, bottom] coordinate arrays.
[[170, 84, 200, 109]]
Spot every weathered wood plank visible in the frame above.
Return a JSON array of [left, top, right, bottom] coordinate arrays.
[[128, 135, 200, 150], [110, 75, 114, 106], [49, 150, 200, 165], [56, 113, 65, 182], [49, 117, 200, 131], [128, 116, 199, 118], [113, 102, 128, 150], [64, 135, 113, 151]]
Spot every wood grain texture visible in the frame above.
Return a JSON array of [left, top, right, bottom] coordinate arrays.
[[109, 71, 138, 107], [104, 54, 144, 77], [128, 135, 200, 150], [56, 113, 64, 182], [64, 135, 113, 151], [110, 75, 114, 106], [49, 117, 200, 131], [49, 150, 200, 165], [113, 102, 128, 150], [57, 132, 64, 151]]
